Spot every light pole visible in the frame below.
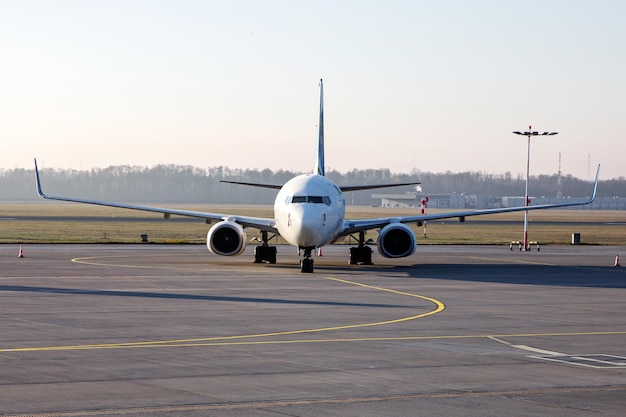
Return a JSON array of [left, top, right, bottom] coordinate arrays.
[[512, 126, 558, 251]]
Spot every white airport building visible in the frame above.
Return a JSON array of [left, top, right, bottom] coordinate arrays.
[[372, 193, 626, 210]]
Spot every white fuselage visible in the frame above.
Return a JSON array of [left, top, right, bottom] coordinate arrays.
[[274, 174, 345, 248]]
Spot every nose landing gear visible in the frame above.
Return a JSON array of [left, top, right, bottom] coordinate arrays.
[[300, 247, 314, 273]]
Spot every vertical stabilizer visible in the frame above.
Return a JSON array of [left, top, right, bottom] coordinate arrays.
[[315, 79, 325, 176]]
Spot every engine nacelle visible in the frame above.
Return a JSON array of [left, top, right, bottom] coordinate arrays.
[[377, 223, 417, 258], [207, 220, 246, 256]]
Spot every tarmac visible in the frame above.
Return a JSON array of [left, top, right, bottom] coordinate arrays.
[[0, 244, 625, 416]]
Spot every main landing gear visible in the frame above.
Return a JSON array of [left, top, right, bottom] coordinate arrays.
[[253, 231, 277, 264], [349, 231, 373, 265]]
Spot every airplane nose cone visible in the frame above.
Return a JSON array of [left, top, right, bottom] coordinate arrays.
[[290, 205, 324, 247]]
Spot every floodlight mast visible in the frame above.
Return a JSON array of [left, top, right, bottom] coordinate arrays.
[[512, 126, 559, 251]]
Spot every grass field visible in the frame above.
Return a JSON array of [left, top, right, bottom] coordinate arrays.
[[1, 202, 625, 246]]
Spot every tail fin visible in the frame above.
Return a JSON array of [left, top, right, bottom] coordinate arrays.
[[315, 79, 325, 176]]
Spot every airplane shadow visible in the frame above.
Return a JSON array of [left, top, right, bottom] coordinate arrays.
[[270, 262, 626, 289], [0, 284, 409, 308], [388, 263, 626, 289]]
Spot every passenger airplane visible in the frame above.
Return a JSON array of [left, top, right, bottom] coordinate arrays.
[[34, 80, 600, 272]]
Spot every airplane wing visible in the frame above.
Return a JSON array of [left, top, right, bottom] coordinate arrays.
[[340, 165, 600, 236], [34, 159, 278, 233]]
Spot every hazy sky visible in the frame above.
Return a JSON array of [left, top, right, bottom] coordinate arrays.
[[2, 1, 624, 179]]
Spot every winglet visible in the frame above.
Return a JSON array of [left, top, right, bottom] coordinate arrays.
[[588, 164, 600, 203], [315, 79, 325, 176], [34, 158, 47, 198]]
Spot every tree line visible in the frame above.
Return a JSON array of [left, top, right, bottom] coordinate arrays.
[[1, 165, 623, 205]]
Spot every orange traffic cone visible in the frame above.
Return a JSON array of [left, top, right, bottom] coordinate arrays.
[[318, 247, 323, 256], [18, 245, 24, 258], [614, 254, 621, 267]]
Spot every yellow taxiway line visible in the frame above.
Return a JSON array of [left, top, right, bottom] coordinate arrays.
[[1, 276, 445, 353]]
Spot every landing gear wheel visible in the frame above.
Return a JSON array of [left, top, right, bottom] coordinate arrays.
[[300, 258, 314, 273], [254, 245, 277, 264], [349, 246, 373, 265], [300, 247, 315, 273], [253, 231, 277, 264], [349, 231, 374, 265]]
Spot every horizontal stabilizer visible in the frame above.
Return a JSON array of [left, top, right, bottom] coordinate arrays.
[[219, 180, 283, 190], [339, 182, 421, 192], [220, 179, 420, 192]]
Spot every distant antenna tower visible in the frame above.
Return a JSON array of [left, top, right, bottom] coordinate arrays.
[[557, 152, 562, 198]]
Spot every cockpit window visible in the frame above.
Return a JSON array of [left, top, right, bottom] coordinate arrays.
[[290, 195, 331, 206]]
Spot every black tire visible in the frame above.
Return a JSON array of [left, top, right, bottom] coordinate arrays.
[[300, 258, 314, 273]]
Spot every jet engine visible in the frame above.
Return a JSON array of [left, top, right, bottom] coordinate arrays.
[[207, 221, 246, 256], [377, 223, 417, 258]]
